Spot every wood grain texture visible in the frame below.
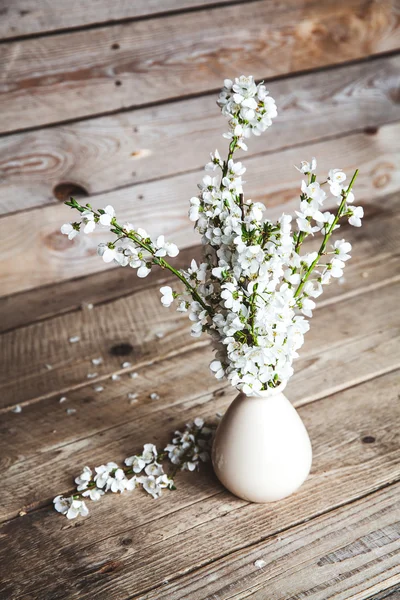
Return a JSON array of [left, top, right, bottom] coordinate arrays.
[[139, 483, 400, 600], [0, 0, 399, 132], [1, 54, 400, 214], [0, 122, 399, 297], [1, 369, 399, 598], [0, 191, 398, 333], [368, 585, 400, 600], [0, 0, 239, 39]]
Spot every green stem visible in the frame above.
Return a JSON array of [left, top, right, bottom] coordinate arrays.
[[66, 199, 211, 314], [294, 169, 358, 299]]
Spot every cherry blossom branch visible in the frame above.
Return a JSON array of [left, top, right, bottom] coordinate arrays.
[[65, 198, 211, 314], [294, 169, 359, 299]]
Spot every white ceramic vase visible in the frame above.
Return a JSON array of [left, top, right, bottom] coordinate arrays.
[[212, 382, 312, 503]]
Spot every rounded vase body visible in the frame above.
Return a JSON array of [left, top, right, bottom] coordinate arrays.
[[212, 383, 312, 502]]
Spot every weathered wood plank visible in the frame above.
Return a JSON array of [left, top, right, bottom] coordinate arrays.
[[0, 0, 240, 39], [0, 191, 397, 334], [1, 277, 399, 515], [368, 585, 400, 600], [139, 483, 400, 600], [1, 370, 399, 598], [1, 54, 399, 214], [0, 0, 399, 133], [0, 244, 203, 334], [0, 122, 399, 297]]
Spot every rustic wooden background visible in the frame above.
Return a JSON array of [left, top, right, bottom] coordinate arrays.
[[0, 1, 400, 599]]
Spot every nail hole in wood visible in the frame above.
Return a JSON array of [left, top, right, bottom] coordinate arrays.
[[364, 127, 378, 136], [120, 537, 132, 546], [111, 43, 120, 50], [362, 435, 376, 444], [110, 343, 134, 356], [115, 80, 122, 87], [53, 182, 89, 202]]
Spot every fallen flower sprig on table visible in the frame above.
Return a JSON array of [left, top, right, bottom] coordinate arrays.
[[62, 75, 362, 396], [54, 418, 213, 518]]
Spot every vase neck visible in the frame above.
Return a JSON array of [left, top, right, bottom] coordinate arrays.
[[240, 381, 288, 398]]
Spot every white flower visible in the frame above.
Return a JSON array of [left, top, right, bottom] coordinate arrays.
[[221, 282, 242, 312], [97, 243, 117, 263], [142, 443, 158, 464], [67, 499, 89, 519], [330, 257, 345, 278], [125, 455, 146, 473], [137, 264, 151, 278], [329, 168, 346, 185], [348, 206, 363, 227], [53, 495, 71, 515], [82, 487, 105, 501], [301, 180, 326, 204], [141, 475, 163, 499], [333, 239, 352, 261], [160, 286, 174, 307], [295, 158, 316, 174], [81, 210, 96, 234], [94, 462, 119, 488], [154, 235, 179, 258], [109, 468, 128, 493], [75, 466, 92, 491], [144, 462, 164, 477], [99, 205, 115, 226], [54, 496, 89, 519], [189, 197, 200, 221], [210, 360, 224, 379], [61, 223, 78, 240]]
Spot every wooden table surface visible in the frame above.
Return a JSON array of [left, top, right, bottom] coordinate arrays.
[[0, 1, 400, 598]]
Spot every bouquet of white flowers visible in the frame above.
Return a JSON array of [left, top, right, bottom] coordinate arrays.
[[62, 75, 361, 397]]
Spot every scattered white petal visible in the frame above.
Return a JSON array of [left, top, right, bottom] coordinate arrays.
[[12, 405, 22, 413], [150, 392, 160, 400], [66, 408, 76, 415], [122, 362, 132, 368], [128, 393, 138, 400], [130, 372, 138, 379], [92, 357, 103, 366], [94, 385, 104, 392], [87, 372, 98, 379], [69, 336, 80, 344], [254, 559, 266, 569], [45, 363, 53, 370], [111, 374, 121, 381], [155, 332, 164, 339], [82, 302, 94, 310], [59, 396, 67, 403], [362, 271, 369, 279]]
